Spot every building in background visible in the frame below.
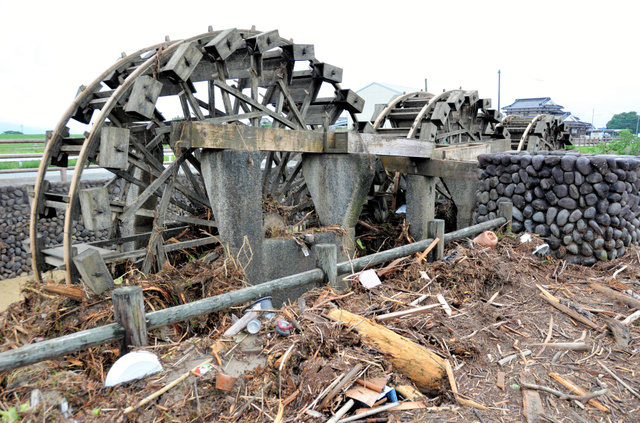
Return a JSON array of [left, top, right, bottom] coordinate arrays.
[[502, 97, 593, 137], [347, 82, 421, 128]]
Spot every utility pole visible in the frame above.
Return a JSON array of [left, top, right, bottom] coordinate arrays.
[[497, 70, 501, 112], [424, 78, 427, 92]]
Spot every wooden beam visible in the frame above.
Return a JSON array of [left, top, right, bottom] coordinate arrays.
[[381, 156, 479, 180], [174, 123, 436, 158], [177, 121, 324, 152]]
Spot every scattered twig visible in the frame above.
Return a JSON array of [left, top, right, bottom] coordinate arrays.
[[124, 358, 212, 414], [498, 350, 532, 366], [597, 360, 640, 400], [549, 372, 609, 412], [520, 382, 608, 404]]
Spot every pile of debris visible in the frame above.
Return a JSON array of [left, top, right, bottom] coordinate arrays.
[[1, 231, 640, 422]]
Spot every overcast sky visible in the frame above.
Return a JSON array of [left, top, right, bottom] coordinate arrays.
[[1, 0, 637, 134]]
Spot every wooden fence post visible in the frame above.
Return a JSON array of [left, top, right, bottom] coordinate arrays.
[[498, 201, 513, 233], [427, 219, 445, 262], [112, 286, 148, 354], [315, 244, 341, 290]]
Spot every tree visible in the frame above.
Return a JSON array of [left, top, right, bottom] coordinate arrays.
[[2, 130, 23, 135], [606, 111, 640, 133]]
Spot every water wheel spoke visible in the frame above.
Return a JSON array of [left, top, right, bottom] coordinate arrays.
[[119, 151, 189, 223], [277, 79, 306, 128], [180, 81, 205, 120], [213, 79, 297, 129]]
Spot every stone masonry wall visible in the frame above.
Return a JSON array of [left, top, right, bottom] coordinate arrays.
[[476, 151, 640, 265], [0, 181, 113, 280]]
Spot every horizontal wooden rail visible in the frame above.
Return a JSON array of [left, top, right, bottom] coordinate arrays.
[[0, 216, 508, 373]]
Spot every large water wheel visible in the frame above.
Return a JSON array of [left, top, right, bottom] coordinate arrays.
[[29, 28, 362, 286], [364, 90, 503, 228], [497, 114, 571, 151]]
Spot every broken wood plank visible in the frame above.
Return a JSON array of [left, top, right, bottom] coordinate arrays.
[[375, 303, 439, 321], [539, 293, 602, 331], [327, 308, 445, 394], [590, 283, 640, 309], [522, 388, 545, 423], [549, 372, 609, 413], [42, 284, 85, 302]]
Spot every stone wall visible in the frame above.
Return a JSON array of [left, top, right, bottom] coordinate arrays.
[[0, 181, 112, 280], [476, 151, 640, 264]]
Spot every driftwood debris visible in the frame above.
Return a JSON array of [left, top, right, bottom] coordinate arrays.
[[327, 308, 445, 394]]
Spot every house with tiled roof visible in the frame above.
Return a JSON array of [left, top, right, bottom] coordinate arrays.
[[502, 97, 593, 137]]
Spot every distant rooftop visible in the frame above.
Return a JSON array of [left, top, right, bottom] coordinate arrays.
[[502, 97, 564, 113], [357, 82, 422, 95]]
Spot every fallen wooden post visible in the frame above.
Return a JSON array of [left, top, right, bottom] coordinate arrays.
[[327, 308, 445, 394]]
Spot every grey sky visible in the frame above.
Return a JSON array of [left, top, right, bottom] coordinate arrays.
[[0, 0, 636, 133]]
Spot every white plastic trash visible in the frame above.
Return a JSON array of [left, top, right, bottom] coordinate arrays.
[[104, 351, 163, 387]]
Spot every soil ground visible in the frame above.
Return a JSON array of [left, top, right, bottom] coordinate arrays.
[[1, 231, 640, 422]]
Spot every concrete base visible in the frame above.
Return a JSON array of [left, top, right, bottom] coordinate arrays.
[[302, 153, 375, 228], [201, 149, 264, 284], [443, 177, 479, 230], [406, 175, 436, 240], [263, 230, 352, 306]]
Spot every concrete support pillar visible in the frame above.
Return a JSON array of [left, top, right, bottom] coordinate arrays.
[[406, 175, 436, 241], [302, 153, 375, 246], [442, 178, 479, 230], [201, 149, 264, 284]]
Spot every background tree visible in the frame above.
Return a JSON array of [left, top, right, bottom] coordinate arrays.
[[606, 111, 640, 133]]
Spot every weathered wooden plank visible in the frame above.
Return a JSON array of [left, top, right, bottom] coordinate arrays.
[[175, 122, 324, 152], [313, 62, 342, 83], [160, 41, 203, 83], [282, 44, 315, 61], [72, 248, 115, 295], [118, 152, 189, 223], [204, 28, 244, 61], [79, 186, 112, 231], [124, 75, 163, 120], [99, 126, 129, 169], [348, 133, 434, 158], [245, 30, 281, 53], [381, 157, 479, 180], [430, 143, 489, 161]]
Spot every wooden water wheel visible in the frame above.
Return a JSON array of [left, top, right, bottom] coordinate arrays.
[[29, 27, 362, 286], [364, 90, 502, 226]]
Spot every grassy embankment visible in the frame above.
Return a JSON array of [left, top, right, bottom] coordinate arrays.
[[0, 134, 175, 171]]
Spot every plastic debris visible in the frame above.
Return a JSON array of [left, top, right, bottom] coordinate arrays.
[[359, 269, 382, 289], [104, 351, 163, 387], [192, 363, 217, 376], [275, 319, 293, 336], [532, 244, 550, 256], [520, 233, 532, 243], [246, 319, 262, 334]]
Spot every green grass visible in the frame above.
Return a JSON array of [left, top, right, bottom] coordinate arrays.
[[0, 159, 79, 170], [0, 134, 46, 140], [565, 145, 600, 154]]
